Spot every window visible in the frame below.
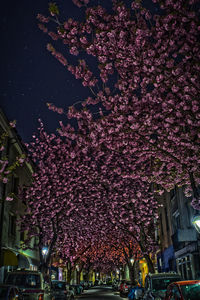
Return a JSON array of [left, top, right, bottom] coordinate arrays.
[[12, 176, 19, 195], [170, 188, 175, 199], [185, 202, 191, 227], [160, 214, 163, 236], [6, 273, 41, 289], [173, 212, 181, 230], [20, 230, 25, 242], [175, 214, 181, 229], [9, 214, 16, 236], [171, 286, 181, 300]]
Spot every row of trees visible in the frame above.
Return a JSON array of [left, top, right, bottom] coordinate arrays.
[[13, 0, 200, 282]]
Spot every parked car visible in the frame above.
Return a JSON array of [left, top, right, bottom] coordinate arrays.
[[0, 284, 23, 300], [106, 279, 112, 286], [143, 272, 182, 300], [128, 285, 144, 300], [80, 281, 89, 289], [70, 284, 83, 295], [51, 280, 74, 299], [65, 284, 75, 299], [112, 279, 120, 290], [118, 280, 125, 292], [98, 280, 103, 286], [4, 269, 54, 300], [120, 280, 132, 297], [165, 280, 200, 300], [88, 281, 94, 287]]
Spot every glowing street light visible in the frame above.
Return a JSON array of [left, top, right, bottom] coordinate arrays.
[[42, 246, 48, 262], [130, 258, 134, 265], [192, 215, 200, 233]]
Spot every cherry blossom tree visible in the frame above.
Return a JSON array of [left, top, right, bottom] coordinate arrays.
[[37, 0, 200, 209], [19, 117, 159, 277], [19, 120, 87, 275]]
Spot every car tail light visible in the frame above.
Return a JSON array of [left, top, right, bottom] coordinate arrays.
[[38, 294, 43, 300]]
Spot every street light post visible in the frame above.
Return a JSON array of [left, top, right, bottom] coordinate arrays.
[[41, 246, 49, 282]]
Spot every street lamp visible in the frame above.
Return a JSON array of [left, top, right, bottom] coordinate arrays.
[[192, 215, 200, 233], [42, 246, 48, 262], [130, 258, 134, 265]]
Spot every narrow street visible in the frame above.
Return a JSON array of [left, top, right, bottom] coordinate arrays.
[[77, 286, 122, 299]]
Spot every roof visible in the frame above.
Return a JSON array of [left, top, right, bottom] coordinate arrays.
[[147, 272, 181, 278], [8, 270, 41, 274], [172, 280, 200, 285], [0, 284, 19, 288]]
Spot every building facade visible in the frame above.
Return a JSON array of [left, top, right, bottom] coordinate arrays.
[[0, 108, 40, 283], [158, 186, 200, 279]]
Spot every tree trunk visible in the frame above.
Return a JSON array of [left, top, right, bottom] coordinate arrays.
[[77, 270, 80, 284], [67, 266, 72, 284], [144, 254, 155, 273], [128, 263, 136, 285]]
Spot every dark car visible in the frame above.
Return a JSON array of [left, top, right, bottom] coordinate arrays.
[[51, 280, 74, 300], [0, 284, 22, 300], [143, 272, 182, 300], [4, 270, 54, 300], [80, 281, 89, 289], [70, 284, 83, 295], [165, 280, 200, 300], [120, 280, 132, 297], [112, 279, 120, 291]]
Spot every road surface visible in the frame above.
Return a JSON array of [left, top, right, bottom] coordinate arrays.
[[77, 286, 123, 299]]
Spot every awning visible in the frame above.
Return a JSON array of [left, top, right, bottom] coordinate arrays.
[[1, 249, 18, 266], [17, 253, 30, 268]]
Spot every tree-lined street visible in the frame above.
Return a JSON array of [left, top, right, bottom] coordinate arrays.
[[0, 0, 200, 297], [77, 286, 121, 299]]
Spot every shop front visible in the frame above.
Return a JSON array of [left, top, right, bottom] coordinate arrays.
[[175, 242, 200, 280]]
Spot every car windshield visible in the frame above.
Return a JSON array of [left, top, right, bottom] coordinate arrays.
[[0, 287, 9, 297], [52, 282, 66, 290], [152, 277, 181, 291], [6, 274, 41, 289], [180, 283, 200, 300]]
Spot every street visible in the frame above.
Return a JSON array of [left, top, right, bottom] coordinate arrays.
[[77, 286, 123, 299]]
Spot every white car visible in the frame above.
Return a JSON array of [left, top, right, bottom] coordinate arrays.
[[5, 270, 54, 300]]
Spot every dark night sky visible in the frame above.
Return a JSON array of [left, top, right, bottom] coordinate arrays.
[[0, 0, 154, 142]]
